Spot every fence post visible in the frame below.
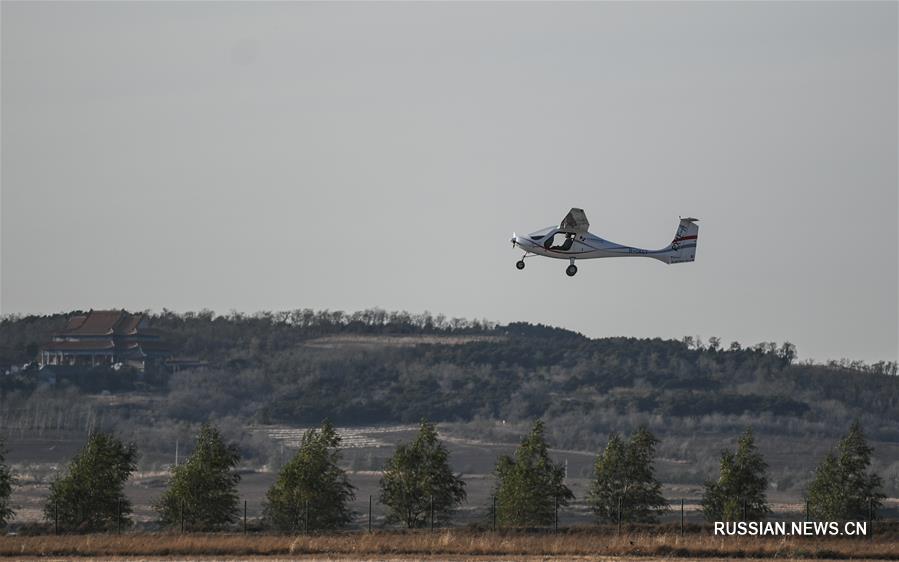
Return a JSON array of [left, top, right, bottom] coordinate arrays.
[[54, 499, 59, 535], [368, 496, 372, 533], [680, 499, 684, 536], [554, 494, 558, 533], [244, 500, 247, 534], [117, 498, 121, 534], [492, 496, 496, 532], [869, 497, 874, 540], [617, 495, 622, 536], [805, 499, 809, 522], [180, 499, 184, 533], [430, 496, 434, 531], [304, 500, 309, 534]]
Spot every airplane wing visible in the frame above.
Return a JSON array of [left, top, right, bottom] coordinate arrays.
[[560, 208, 589, 233]]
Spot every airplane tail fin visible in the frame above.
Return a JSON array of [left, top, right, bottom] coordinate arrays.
[[660, 217, 698, 264]]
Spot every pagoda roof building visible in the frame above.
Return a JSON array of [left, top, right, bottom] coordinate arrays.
[[40, 310, 171, 371]]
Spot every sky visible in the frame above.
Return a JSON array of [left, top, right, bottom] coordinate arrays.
[[2, 1, 896, 363]]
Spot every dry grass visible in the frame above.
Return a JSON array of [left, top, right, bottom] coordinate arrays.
[[1, 528, 898, 560]]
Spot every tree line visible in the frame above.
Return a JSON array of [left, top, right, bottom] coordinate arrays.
[[0, 308, 497, 370], [0, 420, 886, 531]]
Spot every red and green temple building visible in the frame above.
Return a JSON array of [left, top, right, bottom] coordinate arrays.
[[40, 310, 171, 372]]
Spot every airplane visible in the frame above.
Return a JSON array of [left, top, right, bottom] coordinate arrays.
[[511, 208, 698, 276]]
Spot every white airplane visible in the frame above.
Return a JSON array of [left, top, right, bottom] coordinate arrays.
[[511, 208, 698, 276]]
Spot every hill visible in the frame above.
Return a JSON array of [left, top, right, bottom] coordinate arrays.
[[1, 309, 898, 500]]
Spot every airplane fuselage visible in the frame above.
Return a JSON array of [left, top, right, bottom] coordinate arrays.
[[512, 212, 698, 275], [513, 228, 675, 263]]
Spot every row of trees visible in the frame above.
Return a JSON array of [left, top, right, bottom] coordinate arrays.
[[700, 422, 886, 522], [0, 420, 886, 531]]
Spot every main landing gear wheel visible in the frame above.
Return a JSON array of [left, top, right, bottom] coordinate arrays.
[[516, 260, 526, 270], [566, 264, 578, 277]]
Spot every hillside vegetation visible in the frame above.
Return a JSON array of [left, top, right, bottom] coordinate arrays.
[[1, 309, 898, 494]]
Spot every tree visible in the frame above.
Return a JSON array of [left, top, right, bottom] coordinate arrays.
[[494, 420, 573, 527], [379, 420, 466, 528], [701, 428, 770, 521], [777, 342, 797, 364], [264, 420, 355, 531], [588, 427, 668, 523], [156, 424, 241, 531], [43, 432, 137, 532], [0, 440, 15, 527], [806, 421, 885, 521]]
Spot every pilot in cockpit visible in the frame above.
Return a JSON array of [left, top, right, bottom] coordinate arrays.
[[550, 233, 575, 251]]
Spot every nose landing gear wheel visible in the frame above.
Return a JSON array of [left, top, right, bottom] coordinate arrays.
[[516, 260, 526, 270], [566, 264, 578, 277]]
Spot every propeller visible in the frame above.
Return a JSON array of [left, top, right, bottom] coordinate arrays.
[[511, 232, 517, 247]]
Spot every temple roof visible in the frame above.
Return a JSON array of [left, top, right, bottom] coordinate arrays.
[[59, 310, 145, 336], [44, 310, 170, 358]]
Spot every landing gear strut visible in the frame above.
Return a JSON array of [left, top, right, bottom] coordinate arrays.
[[566, 258, 577, 277], [515, 252, 531, 271]]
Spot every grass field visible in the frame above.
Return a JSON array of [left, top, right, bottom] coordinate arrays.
[[2, 527, 899, 560]]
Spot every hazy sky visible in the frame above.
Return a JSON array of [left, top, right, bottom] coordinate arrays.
[[2, 2, 896, 363]]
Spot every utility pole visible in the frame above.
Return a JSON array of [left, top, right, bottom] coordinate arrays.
[[368, 496, 372, 533], [243, 500, 247, 534], [680, 499, 684, 536]]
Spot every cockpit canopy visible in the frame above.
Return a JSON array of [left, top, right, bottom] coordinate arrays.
[[527, 226, 558, 241]]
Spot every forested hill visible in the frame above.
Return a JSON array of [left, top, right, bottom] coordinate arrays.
[[2, 309, 898, 450]]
